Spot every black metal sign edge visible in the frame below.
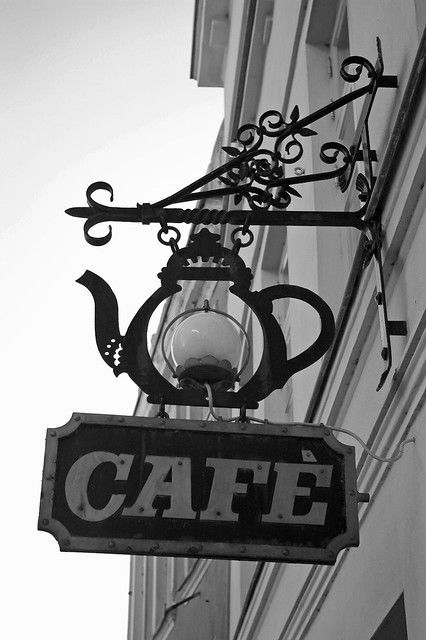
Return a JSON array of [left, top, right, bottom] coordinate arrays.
[[38, 412, 360, 565]]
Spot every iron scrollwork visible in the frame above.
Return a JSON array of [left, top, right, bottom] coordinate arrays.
[[67, 39, 404, 392]]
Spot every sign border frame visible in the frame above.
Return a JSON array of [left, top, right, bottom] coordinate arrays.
[[38, 412, 360, 565]]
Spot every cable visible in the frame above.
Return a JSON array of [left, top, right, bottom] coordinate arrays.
[[204, 382, 238, 422], [203, 383, 415, 464], [321, 424, 415, 464]]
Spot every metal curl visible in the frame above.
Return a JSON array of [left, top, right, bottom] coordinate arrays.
[[281, 136, 304, 164], [83, 215, 113, 246], [258, 110, 286, 136], [340, 55, 376, 83], [236, 123, 262, 151], [319, 141, 351, 165], [86, 181, 114, 210]]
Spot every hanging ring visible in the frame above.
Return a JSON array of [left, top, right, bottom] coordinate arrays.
[[230, 227, 254, 248], [157, 225, 181, 248]]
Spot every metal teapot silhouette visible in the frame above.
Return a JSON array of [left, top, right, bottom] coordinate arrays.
[[78, 229, 335, 410]]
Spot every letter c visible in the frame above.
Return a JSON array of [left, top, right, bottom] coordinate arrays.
[[65, 451, 134, 522]]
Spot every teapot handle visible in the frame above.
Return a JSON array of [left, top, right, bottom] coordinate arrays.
[[259, 284, 335, 379]]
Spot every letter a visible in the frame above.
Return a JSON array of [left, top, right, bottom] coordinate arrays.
[[123, 456, 196, 519]]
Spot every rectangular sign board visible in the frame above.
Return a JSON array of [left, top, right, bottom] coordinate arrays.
[[38, 413, 360, 564]]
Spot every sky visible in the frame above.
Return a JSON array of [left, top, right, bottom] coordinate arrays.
[[1, 1, 223, 637]]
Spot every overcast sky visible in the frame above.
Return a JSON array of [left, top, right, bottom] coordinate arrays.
[[1, 1, 222, 637]]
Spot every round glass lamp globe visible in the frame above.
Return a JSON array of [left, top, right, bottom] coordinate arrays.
[[171, 311, 242, 369]]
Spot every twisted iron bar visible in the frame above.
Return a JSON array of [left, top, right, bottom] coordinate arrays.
[[66, 40, 396, 246]]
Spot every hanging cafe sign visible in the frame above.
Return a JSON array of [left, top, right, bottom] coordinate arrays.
[[39, 40, 403, 564], [38, 413, 367, 564]]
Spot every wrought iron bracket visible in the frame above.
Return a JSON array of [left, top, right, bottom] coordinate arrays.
[[368, 221, 407, 390], [67, 38, 403, 391]]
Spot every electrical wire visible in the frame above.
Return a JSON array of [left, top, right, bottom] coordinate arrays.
[[321, 424, 415, 464], [203, 382, 415, 464]]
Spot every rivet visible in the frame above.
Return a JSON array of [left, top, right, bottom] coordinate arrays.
[[50, 431, 57, 437], [282, 549, 289, 557], [74, 415, 81, 422], [324, 429, 331, 436], [257, 464, 262, 470], [178, 460, 183, 466], [42, 518, 49, 526], [216, 511, 221, 517], [240, 546, 246, 553], [200, 422, 207, 428], [108, 540, 115, 549], [320, 468, 325, 474], [240, 423, 246, 430], [63, 538, 71, 547], [150, 543, 160, 552], [119, 458, 126, 464], [119, 417, 125, 423], [46, 474, 54, 481], [277, 513, 283, 520], [139, 507, 144, 513], [282, 427, 288, 434]]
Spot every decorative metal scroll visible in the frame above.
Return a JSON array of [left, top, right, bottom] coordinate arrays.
[[66, 38, 397, 246], [78, 229, 335, 409], [67, 38, 405, 391]]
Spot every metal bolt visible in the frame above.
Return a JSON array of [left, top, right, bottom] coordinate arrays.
[[277, 513, 283, 520], [74, 415, 81, 422], [42, 518, 49, 526], [324, 429, 331, 436], [119, 458, 126, 464], [108, 540, 115, 549], [119, 417, 125, 423], [282, 549, 289, 557], [139, 507, 144, 513], [50, 431, 57, 437], [257, 464, 262, 470], [216, 511, 222, 517], [282, 427, 288, 434], [178, 460, 183, 466]]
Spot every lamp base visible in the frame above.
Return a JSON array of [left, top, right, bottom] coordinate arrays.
[[175, 355, 238, 392]]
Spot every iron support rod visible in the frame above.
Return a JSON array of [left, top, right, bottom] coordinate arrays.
[[67, 205, 368, 231]]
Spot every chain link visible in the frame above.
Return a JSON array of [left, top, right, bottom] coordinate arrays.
[[157, 214, 181, 252], [230, 210, 254, 254]]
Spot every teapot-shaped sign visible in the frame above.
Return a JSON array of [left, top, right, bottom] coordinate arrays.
[[78, 229, 335, 409]]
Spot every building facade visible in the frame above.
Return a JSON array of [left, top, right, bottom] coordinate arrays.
[[128, 1, 426, 638]]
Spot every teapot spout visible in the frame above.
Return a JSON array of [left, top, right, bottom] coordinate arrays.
[[77, 270, 124, 374]]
